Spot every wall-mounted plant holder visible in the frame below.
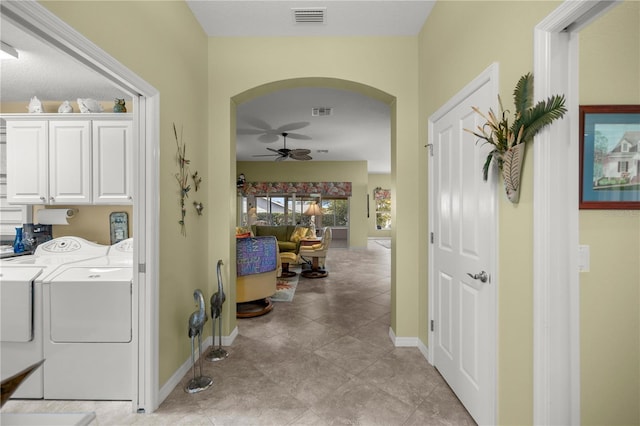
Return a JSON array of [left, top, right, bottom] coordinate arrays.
[[466, 73, 567, 203]]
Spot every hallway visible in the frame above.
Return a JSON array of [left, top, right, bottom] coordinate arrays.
[[2, 240, 474, 425]]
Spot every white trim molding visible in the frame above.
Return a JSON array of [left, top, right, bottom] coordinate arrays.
[[533, 2, 620, 425]]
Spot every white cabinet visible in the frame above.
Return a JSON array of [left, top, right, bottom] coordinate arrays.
[[6, 120, 49, 204], [92, 120, 133, 204], [5, 115, 133, 205], [49, 121, 92, 204]]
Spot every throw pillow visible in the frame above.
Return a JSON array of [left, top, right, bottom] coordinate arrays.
[[236, 226, 253, 238], [290, 226, 309, 243]]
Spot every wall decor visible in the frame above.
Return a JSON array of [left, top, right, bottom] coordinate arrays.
[[579, 105, 640, 209], [466, 73, 567, 203], [174, 123, 191, 236]]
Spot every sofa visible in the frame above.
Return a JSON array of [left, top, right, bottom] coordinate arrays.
[[236, 236, 280, 317], [250, 225, 309, 254]]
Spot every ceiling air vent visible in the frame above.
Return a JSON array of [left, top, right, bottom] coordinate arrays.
[[292, 8, 326, 24], [312, 107, 333, 117]]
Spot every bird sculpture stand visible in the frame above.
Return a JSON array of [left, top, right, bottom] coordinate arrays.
[[185, 289, 213, 393], [206, 260, 229, 361]]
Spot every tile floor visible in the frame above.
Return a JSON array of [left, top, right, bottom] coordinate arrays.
[[2, 239, 475, 425]]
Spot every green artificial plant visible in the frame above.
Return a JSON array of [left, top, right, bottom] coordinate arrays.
[[467, 73, 567, 181]]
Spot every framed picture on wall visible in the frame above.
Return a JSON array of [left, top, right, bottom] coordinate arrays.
[[579, 105, 640, 209]]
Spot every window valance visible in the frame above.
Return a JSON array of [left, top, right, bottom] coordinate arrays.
[[240, 181, 352, 197]]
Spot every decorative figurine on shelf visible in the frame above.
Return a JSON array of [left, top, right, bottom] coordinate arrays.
[[206, 260, 229, 362], [236, 173, 246, 189], [185, 289, 213, 394], [27, 96, 43, 113], [77, 98, 104, 113], [57, 101, 73, 113], [113, 98, 127, 113]]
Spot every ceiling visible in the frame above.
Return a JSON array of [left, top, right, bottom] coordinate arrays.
[[1, 1, 435, 174]]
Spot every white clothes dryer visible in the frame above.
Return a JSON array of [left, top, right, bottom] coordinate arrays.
[[41, 238, 134, 400], [0, 237, 109, 399]]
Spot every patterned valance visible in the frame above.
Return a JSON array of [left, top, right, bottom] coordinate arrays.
[[374, 187, 391, 201], [240, 181, 352, 197]]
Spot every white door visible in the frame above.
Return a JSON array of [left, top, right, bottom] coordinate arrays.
[[429, 65, 498, 425]]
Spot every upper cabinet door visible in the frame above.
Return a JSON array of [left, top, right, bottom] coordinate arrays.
[[6, 120, 49, 204], [49, 121, 92, 204], [92, 120, 133, 204]]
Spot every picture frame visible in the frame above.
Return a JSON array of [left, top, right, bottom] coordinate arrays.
[[579, 105, 640, 209]]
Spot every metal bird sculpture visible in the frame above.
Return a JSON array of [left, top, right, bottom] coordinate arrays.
[[207, 260, 229, 361], [185, 289, 213, 393]]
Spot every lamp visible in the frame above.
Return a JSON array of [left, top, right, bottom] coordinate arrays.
[[247, 207, 257, 226], [303, 202, 322, 236], [0, 41, 19, 60]]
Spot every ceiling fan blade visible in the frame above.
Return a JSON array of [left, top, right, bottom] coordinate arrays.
[[290, 153, 312, 161], [236, 128, 266, 135], [252, 154, 280, 157], [275, 155, 288, 162], [258, 134, 279, 143], [290, 149, 311, 155], [285, 132, 312, 140], [242, 117, 273, 131], [276, 122, 310, 132], [266, 147, 284, 154]]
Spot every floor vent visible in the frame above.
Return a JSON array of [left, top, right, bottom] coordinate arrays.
[[312, 107, 333, 116], [292, 8, 326, 24]]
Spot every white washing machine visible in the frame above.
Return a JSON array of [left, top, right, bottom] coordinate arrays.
[[42, 238, 134, 400], [0, 237, 109, 399]]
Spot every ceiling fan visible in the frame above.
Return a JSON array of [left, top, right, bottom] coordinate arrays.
[[253, 133, 312, 162], [237, 117, 312, 143]]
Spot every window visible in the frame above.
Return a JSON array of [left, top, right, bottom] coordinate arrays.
[[618, 161, 629, 173], [246, 194, 349, 228], [374, 187, 391, 230]]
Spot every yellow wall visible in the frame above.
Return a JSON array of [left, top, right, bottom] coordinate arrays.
[[579, 2, 640, 424], [209, 37, 420, 340], [418, 1, 559, 424], [237, 161, 368, 247], [41, 1, 210, 387], [34, 205, 132, 245], [368, 174, 392, 237]]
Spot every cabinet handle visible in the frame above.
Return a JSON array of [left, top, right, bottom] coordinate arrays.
[[40, 196, 46, 202], [49, 196, 55, 202]]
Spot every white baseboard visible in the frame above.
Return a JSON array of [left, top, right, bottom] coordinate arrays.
[[388, 327, 431, 364], [158, 326, 238, 405]]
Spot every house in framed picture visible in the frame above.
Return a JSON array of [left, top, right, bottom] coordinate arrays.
[[601, 131, 640, 187]]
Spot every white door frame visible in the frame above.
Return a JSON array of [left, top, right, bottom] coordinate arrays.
[[427, 62, 499, 424], [1, 2, 161, 413], [532, 1, 620, 424]]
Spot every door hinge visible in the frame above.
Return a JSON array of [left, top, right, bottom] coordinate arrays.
[[430, 319, 435, 332], [425, 143, 434, 156], [138, 263, 146, 273], [430, 232, 434, 244]]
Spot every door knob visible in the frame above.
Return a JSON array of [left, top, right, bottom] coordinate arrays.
[[467, 271, 488, 283]]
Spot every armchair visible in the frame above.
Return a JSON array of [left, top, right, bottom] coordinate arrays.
[[298, 227, 332, 278], [236, 236, 280, 317]]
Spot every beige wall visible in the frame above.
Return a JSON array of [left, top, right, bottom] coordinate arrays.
[[367, 174, 392, 238], [41, 1, 210, 387], [418, 1, 560, 424], [209, 37, 421, 340], [237, 161, 369, 247], [579, 2, 640, 424], [34, 205, 132, 245]]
